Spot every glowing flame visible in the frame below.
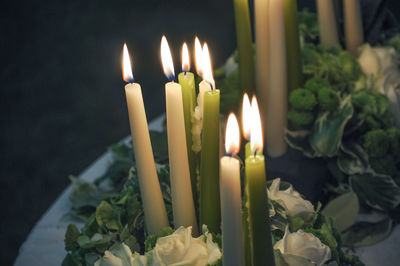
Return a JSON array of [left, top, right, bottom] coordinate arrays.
[[122, 43, 134, 83], [182, 42, 190, 72], [242, 93, 251, 140], [225, 113, 240, 155], [202, 43, 215, 89], [194, 37, 203, 77], [250, 96, 263, 153], [161, 35, 175, 81]]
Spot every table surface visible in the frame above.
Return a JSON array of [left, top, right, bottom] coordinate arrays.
[[14, 115, 400, 266]]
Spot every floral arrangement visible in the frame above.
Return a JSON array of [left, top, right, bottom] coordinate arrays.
[[61, 5, 399, 266], [62, 140, 363, 265], [214, 10, 400, 248]]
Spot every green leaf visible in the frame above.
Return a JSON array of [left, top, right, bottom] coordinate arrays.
[[284, 129, 317, 158], [95, 201, 121, 230], [337, 142, 369, 175], [288, 216, 305, 232], [343, 219, 393, 247], [85, 253, 101, 265], [64, 224, 80, 251], [150, 131, 169, 163], [350, 172, 400, 210], [322, 192, 359, 232], [69, 176, 103, 209], [77, 233, 110, 249], [310, 95, 354, 157]]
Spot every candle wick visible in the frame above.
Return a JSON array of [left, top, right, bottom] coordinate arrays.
[[254, 150, 257, 157], [184, 71, 187, 76]]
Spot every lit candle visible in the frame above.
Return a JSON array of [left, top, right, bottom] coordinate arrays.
[[161, 36, 198, 235], [317, 0, 340, 48], [199, 43, 221, 234], [178, 42, 197, 205], [245, 97, 275, 265], [220, 113, 244, 266], [233, 0, 256, 93], [241, 93, 252, 266], [284, 0, 303, 94], [122, 44, 169, 234], [344, 0, 364, 56], [266, 0, 288, 157]]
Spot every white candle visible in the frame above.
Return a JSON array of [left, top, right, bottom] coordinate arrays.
[[344, 0, 364, 56], [254, 0, 269, 145], [220, 113, 244, 266], [122, 44, 169, 235], [317, 0, 339, 48], [161, 36, 198, 235], [266, 0, 288, 157]]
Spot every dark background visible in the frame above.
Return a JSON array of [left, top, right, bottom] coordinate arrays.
[[1, 0, 399, 265]]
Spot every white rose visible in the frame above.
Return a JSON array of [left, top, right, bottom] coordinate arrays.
[[268, 178, 314, 220], [274, 227, 331, 266], [150, 226, 221, 266], [358, 44, 399, 94]]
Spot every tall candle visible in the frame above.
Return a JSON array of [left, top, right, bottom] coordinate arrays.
[[284, 0, 303, 94], [245, 97, 275, 265], [255, 0, 270, 150], [233, 0, 256, 93], [161, 36, 198, 235], [220, 113, 244, 266], [199, 43, 221, 234], [178, 43, 197, 206], [344, 0, 364, 56], [266, 0, 288, 157], [122, 44, 169, 234], [317, 0, 340, 48]]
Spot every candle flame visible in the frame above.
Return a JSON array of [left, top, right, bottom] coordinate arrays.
[[202, 43, 215, 89], [182, 42, 190, 72], [250, 96, 263, 153], [225, 113, 240, 155], [194, 36, 203, 77], [161, 35, 175, 81], [242, 93, 251, 140], [122, 43, 134, 83]]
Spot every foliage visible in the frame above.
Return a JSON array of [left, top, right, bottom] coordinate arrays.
[[266, 182, 364, 266], [63, 132, 173, 266]]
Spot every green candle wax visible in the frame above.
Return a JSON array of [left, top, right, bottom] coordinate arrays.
[[284, 0, 303, 95], [178, 72, 198, 206], [200, 89, 221, 234], [233, 0, 255, 93], [245, 155, 275, 266]]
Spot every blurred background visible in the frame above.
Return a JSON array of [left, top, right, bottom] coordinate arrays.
[[1, 0, 399, 265]]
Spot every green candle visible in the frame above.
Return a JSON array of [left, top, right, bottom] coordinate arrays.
[[245, 155, 275, 266], [200, 89, 221, 233], [233, 0, 255, 93], [178, 71, 197, 205], [178, 43, 198, 206], [245, 96, 275, 265], [283, 0, 303, 94]]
